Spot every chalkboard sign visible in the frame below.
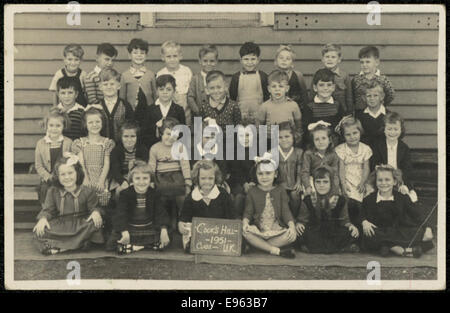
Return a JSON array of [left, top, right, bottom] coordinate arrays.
[[190, 217, 242, 257]]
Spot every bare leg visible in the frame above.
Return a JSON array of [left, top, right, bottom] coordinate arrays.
[[267, 231, 296, 248], [243, 232, 280, 255]]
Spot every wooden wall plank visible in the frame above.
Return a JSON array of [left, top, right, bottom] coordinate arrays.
[[14, 28, 439, 45], [14, 44, 438, 61]]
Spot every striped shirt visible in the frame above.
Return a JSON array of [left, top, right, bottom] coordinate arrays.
[[84, 66, 103, 105], [57, 103, 85, 140], [122, 149, 136, 179], [130, 192, 152, 225]]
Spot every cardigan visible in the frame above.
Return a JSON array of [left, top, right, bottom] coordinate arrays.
[[99, 97, 134, 143], [297, 195, 350, 227], [112, 186, 169, 232], [187, 72, 208, 116], [110, 143, 149, 184], [35, 136, 73, 181], [288, 70, 310, 108], [179, 186, 235, 222], [370, 138, 414, 189], [300, 149, 341, 193], [356, 109, 390, 147], [229, 70, 270, 104], [244, 185, 294, 227], [119, 68, 157, 109], [278, 147, 303, 190]]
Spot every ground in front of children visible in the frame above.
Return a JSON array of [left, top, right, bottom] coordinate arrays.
[[15, 258, 436, 281]]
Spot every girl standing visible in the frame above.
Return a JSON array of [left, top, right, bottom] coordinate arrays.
[[242, 152, 297, 258], [33, 154, 104, 255]]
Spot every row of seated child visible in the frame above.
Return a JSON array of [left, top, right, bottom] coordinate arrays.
[[32, 38, 432, 259]]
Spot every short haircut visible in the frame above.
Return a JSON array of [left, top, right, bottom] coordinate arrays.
[[129, 160, 152, 183], [312, 68, 335, 85], [278, 121, 294, 135], [339, 116, 364, 137], [268, 69, 289, 85], [275, 45, 295, 60], [239, 42, 260, 58], [191, 160, 223, 186], [99, 68, 121, 82], [120, 119, 140, 138], [63, 44, 84, 59], [312, 166, 333, 181], [205, 70, 226, 85], [363, 81, 385, 99], [159, 116, 180, 135], [96, 43, 118, 58], [358, 46, 380, 59], [308, 124, 334, 153], [52, 156, 85, 189], [127, 38, 149, 53], [321, 43, 342, 57], [56, 76, 79, 92], [199, 44, 219, 60], [83, 107, 107, 131], [156, 74, 176, 89], [161, 40, 181, 55], [250, 160, 282, 185], [384, 111, 406, 139], [42, 107, 70, 131], [368, 164, 403, 189]]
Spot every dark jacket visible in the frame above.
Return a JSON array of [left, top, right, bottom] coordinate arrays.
[[110, 143, 149, 184], [99, 97, 134, 142], [297, 195, 350, 227], [112, 186, 169, 232], [229, 70, 270, 103]]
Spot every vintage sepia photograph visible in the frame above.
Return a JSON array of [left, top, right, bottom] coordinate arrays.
[[4, 4, 446, 291]]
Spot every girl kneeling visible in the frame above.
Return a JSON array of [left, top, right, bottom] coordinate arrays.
[[296, 166, 359, 254]]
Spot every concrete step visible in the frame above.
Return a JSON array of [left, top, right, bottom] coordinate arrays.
[[15, 186, 38, 201], [15, 222, 35, 230]]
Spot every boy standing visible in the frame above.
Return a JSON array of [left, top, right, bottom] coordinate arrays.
[[84, 43, 118, 105], [352, 46, 395, 115], [229, 42, 269, 123], [157, 41, 193, 127]]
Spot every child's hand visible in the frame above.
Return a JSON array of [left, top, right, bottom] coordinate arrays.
[[329, 195, 339, 208], [243, 183, 250, 193], [422, 227, 433, 242], [293, 182, 303, 194], [33, 218, 50, 238], [305, 186, 313, 196], [287, 225, 297, 242], [178, 222, 190, 235], [362, 220, 377, 237], [398, 185, 409, 195], [295, 223, 305, 236], [185, 185, 191, 196], [87, 211, 103, 228], [156, 119, 163, 129], [173, 92, 181, 104], [160, 228, 170, 249], [119, 181, 129, 191], [348, 224, 359, 238], [117, 231, 130, 245], [242, 221, 250, 233], [357, 183, 366, 194]]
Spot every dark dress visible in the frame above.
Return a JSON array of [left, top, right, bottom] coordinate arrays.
[[355, 109, 389, 148], [361, 191, 430, 252], [110, 142, 149, 185], [297, 195, 356, 254]]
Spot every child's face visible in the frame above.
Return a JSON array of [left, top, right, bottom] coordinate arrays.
[[313, 129, 330, 152], [360, 56, 379, 75], [314, 175, 331, 195], [86, 114, 102, 135], [161, 47, 182, 71], [365, 88, 383, 109], [376, 171, 395, 194], [321, 51, 341, 70], [129, 48, 147, 66], [313, 80, 335, 100], [206, 77, 227, 102], [240, 53, 260, 72], [58, 87, 77, 107], [161, 127, 178, 146], [343, 125, 361, 147], [385, 121, 402, 141], [97, 53, 114, 70], [64, 53, 81, 73], [47, 117, 64, 139], [268, 80, 289, 101], [279, 129, 294, 151], [133, 171, 151, 193], [58, 164, 77, 189], [99, 78, 120, 98], [198, 167, 216, 192], [275, 50, 294, 71], [202, 127, 216, 148], [157, 83, 175, 103], [199, 52, 218, 73], [122, 129, 137, 151], [256, 164, 276, 188]]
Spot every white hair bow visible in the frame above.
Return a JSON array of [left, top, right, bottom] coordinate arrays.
[[203, 117, 221, 133], [84, 104, 104, 112], [63, 152, 80, 166], [334, 115, 354, 133], [254, 152, 276, 166], [307, 120, 331, 131]]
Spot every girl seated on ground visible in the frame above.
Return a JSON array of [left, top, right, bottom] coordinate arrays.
[[33, 153, 104, 255], [361, 165, 434, 258], [295, 166, 359, 254], [111, 160, 170, 254], [242, 152, 297, 259], [178, 160, 235, 252]]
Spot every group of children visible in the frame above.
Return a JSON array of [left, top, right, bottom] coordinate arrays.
[[32, 39, 434, 260]]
